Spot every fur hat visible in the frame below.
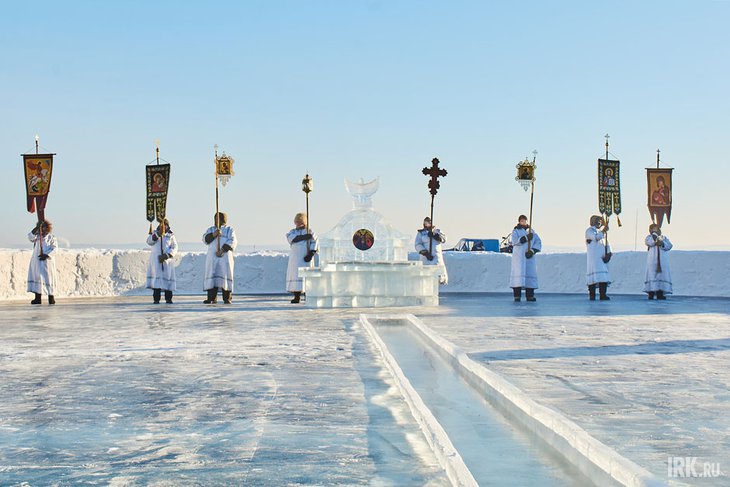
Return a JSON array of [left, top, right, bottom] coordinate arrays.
[[214, 212, 228, 226], [590, 215, 603, 227]]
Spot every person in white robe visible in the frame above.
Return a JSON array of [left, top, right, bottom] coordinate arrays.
[[414, 217, 448, 285], [27, 219, 58, 305], [643, 223, 673, 299], [586, 215, 612, 300], [509, 215, 542, 301], [202, 212, 237, 304], [146, 219, 178, 304], [286, 212, 318, 304]]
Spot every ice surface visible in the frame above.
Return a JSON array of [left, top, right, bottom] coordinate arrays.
[[373, 322, 595, 486], [0, 297, 449, 485], [1, 294, 725, 485], [416, 294, 730, 486]]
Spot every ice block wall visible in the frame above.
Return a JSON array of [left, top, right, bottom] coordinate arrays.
[[0, 249, 728, 300]]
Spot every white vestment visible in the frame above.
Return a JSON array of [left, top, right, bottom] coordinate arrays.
[[415, 228, 448, 284], [509, 227, 542, 289], [286, 227, 319, 292], [203, 225, 237, 291], [27, 232, 58, 295], [585, 226, 611, 285], [643, 234, 673, 294], [146, 232, 178, 291]]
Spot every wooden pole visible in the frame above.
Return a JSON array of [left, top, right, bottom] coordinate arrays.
[[604, 135, 610, 260], [215, 147, 221, 253], [655, 149, 662, 273], [428, 194, 435, 257], [156, 142, 165, 269]]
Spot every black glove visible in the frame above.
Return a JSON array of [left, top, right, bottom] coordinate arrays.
[[519, 236, 527, 244], [525, 249, 535, 259], [204, 233, 216, 244], [158, 254, 168, 263], [419, 250, 429, 256], [39, 254, 48, 261], [221, 244, 233, 253], [292, 234, 312, 243], [586, 239, 592, 244], [303, 250, 316, 262], [426, 253, 434, 261]]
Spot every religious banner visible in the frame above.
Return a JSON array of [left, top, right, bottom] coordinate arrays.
[[146, 163, 170, 223], [647, 168, 673, 227], [598, 158, 621, 218], [216, 152, 234, 186], [23, 154, 54, 219]]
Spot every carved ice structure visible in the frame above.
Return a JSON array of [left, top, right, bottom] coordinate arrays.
[[300, 178, 440, 307]]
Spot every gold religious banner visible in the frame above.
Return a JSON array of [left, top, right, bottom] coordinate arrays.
[[515, 157, 536, 191], [216, 153, 235, 186]]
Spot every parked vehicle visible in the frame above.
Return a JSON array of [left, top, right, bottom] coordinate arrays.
[[445, 238, 500, 252], [499, 234, 513, 254]]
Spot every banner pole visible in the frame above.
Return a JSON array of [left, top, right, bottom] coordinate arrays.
[[215, 146, 221, 253], [156, 142, 165, 269]]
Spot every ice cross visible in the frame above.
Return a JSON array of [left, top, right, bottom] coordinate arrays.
[[422, 157, 447, 196]]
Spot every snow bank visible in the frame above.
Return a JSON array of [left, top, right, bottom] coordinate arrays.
[[1, 249, 727, 300]]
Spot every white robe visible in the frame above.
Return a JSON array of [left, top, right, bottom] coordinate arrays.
[[415, 228, 448, 284], [509, 227, 542, 289], [146, 232, 178, 291], [203, 225, 237, 291], [27, 232, 58, 295], [644, 234, 673, 294], [286, 227, 319, 292], [586, 226, 611, 285]]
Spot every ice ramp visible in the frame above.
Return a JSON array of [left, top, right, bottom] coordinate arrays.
[[359, 314, 668, 487]]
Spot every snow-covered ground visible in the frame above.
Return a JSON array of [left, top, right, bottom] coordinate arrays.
[[2, 249, 729, 300]]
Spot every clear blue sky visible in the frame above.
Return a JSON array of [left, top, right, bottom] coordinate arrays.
[[2, 1, 728, 250]]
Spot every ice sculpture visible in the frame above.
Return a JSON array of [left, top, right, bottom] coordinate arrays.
[[300, 178, 441, 307]]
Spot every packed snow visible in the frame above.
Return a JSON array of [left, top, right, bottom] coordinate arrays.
[[1, 248, 728, 301]]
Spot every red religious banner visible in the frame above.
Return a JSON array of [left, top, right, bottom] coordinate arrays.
[[23, 154, 54, 218], [647, 168, 673, 227]]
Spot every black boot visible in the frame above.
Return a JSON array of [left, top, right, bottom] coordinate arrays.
[[526, 288, 536, 302], [164, 290, 173, 304], [222, 290, 232, 304], [512, 287, 522, 302], [599, 282, 610, 301], [588, 284, 596, 301], [31, 293, 42, 305], [203, 288, 218, 304], [656, 290, 666, 300], [153, 288, 161, 304], [291, 292, 302, 304], [48, 295, 55, 305], [647, 291, 655, 300]]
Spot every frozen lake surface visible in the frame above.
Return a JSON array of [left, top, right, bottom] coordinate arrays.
[[1, 293, 728, 485]]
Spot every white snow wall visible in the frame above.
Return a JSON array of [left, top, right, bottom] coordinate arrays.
[[1, 249, 728, 300]]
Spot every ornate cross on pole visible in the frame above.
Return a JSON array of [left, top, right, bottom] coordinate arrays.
[[422, 157, 448, 256]]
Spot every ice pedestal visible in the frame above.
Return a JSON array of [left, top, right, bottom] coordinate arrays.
[[301, 178, 441, 308]]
